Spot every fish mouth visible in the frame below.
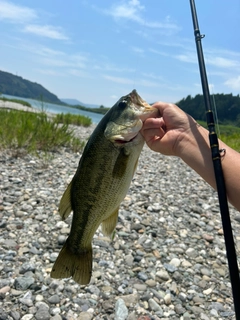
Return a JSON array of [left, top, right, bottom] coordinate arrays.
[[112, 130, 140, 145], [130, 89, 159, 119], [104, 90, 158, 145], [113, 134, 138, 145]]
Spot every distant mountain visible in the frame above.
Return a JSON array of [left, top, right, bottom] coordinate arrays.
[[0, 70, 63, 105], [61, 98, 101, 109]]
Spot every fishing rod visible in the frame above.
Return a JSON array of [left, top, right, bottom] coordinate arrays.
[[189, 1, 240, 319]]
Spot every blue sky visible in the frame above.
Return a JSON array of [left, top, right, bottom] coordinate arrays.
[[0, 0, 239, 106]]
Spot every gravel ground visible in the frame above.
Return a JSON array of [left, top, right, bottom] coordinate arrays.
[[0, 101, 42, 114], [1, 121, 240, 320]]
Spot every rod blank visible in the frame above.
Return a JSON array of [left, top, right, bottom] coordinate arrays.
[[189, 1, 240, 319]]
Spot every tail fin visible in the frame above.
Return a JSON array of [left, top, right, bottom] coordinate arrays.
[[51, 243, 92, 285]]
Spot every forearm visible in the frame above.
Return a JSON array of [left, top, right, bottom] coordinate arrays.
[[178, 124, 240, 211]]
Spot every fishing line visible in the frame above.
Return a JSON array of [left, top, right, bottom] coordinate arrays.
[[203, 53, 221, 137], [131, 16, 148, 90], [211, 92, 221, 137]]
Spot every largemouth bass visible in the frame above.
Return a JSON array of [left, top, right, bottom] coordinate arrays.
[[51, 89, 158, 285]]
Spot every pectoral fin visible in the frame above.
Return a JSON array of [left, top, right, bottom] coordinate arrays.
[[59, 181, 72, 220], [112, 149, 129, 178], [101, 207, 119, 236], [133, 158, 139, 176]]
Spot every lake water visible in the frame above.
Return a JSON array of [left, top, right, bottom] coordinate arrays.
[[2, 94, 104, 124]]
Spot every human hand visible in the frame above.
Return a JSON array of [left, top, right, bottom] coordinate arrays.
[[141, 101, 198, 156]]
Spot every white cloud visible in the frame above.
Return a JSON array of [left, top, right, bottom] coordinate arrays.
[[23, 24, 68, 40], [36, 69, 63, 76], [110, 94, 118, 100], [149, 48, 170, 57], [131, 46, 144, 54], [38, 47, 65, 57], [174, 52, 197, 64], [102, 0, 180, 34], [39, 55, 87, 69], [141, 72, 165, 82], [174, 50, 240, 70], [70, 54, 88, 67], [40, 58, 72, 68], [138, 79, 159, 87], [224, 76, 240, 91], [94, 63, 135, 73], [206, 56, 240, 69], [0, 0, 36, 23], [103, 75, 134, 85], [108, 0, 144, 22], [68, 69, 91, 78], [103, 74, 161, 88], [0, 1, 69, 41]]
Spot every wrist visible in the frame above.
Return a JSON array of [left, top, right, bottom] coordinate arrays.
[[175, 121, 210, 159]]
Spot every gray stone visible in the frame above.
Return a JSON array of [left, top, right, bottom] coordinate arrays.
[[35, 309, 51, 320], [125, 254, 134, 266], [175, 304, 186, 315], [133, 283, 147, 291], [19, 262, 36, 274], [77, 312, 93, 320], [148, 298, 163, 312], [21, 315, 34, 320], [169, 258, 181, 267], [19, 291, 33, 307], [48, 294, 60, 304], [3, 239, 17, 248], [186, 248, 198, 258], [49, 316, 62, 320], [14, 277, 35, 290], [137, 272, 148, 281], [156, 270, 170, 281], [164, 263, 177, 273], [0, 308, 8, 320], [200, 313, 210, 320], [164, 293, 171, 305], [9, 310, 21, 320], [115, 298, 128, 320], [120, 294, 138, 307]]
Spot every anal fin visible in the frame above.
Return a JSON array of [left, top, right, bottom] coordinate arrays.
[[101, 207, 119, 237], [59, 181, 73, 220]]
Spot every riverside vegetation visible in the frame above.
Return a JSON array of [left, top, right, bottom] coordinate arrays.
[[0, 109, 90, 155], [0, 95, 240, 154]]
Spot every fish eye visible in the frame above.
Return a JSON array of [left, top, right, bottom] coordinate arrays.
[[119, 101, 127, 109]]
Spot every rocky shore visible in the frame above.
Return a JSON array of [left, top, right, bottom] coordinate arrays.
[[0, 122, 240, 320], [0, 101, 41, 114]]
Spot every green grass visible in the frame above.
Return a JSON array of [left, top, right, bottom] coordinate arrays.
[[219, 134, 240, 152], [0, 97, 32, 107], [55, 112, 92, 127], [198, 120, 240, 152], [0, 109, 86, 155]]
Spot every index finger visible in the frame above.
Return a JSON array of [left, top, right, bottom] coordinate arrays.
[[152, 101, 175, 116]]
